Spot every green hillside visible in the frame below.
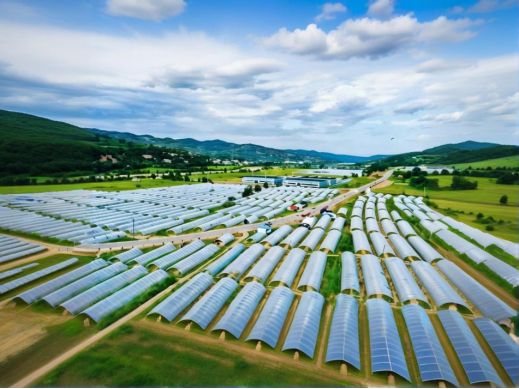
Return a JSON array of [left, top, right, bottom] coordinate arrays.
[[0, 110, 103, 176], [450, 156, 519, 170]]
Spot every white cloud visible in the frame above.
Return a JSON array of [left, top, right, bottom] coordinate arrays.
[[150, 59, 287, 89], [315, 3, 347, 21], [421, 112, 464, 122], [262, 14, 483, 60], [417, 58, 472, 73], [106, 0, 185, 21], [367, 0, 394, 19], [449, 0, 517, 14]]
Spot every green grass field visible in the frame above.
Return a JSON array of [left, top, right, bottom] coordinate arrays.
[[0, 178, 198, 195], [378, 175, 518, 206], [449, 156, 519, 170], [35, 323, 349, 388], [376, 175, 518, 241]]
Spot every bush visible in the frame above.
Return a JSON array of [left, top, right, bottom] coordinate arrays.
[[451, 175, 478, 190], [485, 225, 494, 231], [254, 184, 261, 192], [499, 195, 508, 205], [242, 186, 253, 197], [496, 173, 518, 185], [222, 201, 235, 208], [476, 212, 484, 219]]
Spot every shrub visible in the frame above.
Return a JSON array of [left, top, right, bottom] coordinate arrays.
[[451, 175, 478, 190], [499, 195, 508, 205], [485, 225, 494, 231]]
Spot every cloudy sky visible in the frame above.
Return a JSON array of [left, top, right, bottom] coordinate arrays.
[[0, 0, 517, 156]]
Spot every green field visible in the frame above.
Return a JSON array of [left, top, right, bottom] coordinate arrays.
[[378, 175, 518, 206], [376, 175, 518, 241], [0, 178, 198, 195], [36, 323, 349, 388], [449, 156, 519, 170]]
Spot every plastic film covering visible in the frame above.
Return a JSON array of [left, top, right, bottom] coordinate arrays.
[[82, 270, 170, 323], [315, 216, 332, 230], [401, 305, 459, 387], [436, 260, 515, 323], [13, 259, 107, 304], [147, 272, 214, 322], [279, 228, 307, 249], [435, 229, 473, 254], [246, 286, 295, 348], [482, 258, 519, 287], [299, 228, 325, 251], [214, 233, 235, 246], [380, 219, 398, 236], [388, 234, 420, 260], [61, 265, 148, 315], [360, 255, 392, 302], [297, 251, 327, 291], [168, 244, 220, 275], [42, 262, 127, 307], [212, 282, 266, 338], [437, 310, 503, 387], [396, 220, 417, 238], [261, 225, 293, 246], [220, 243, 266, 279], [365, 208, 376, 220], [366, 298, 410, 382], [179, 277, 238, 329], [378, 209, 391, 221], [391, 210, 403, 222], [337, 208, 348, 217], [407, 236, 443, 263], [130, 243, 176, 266], [330, 217, 346, 232], [409, 261, 469, 311], [244, 246, 286, 284], [340, 252, 359, 294], [350, 217, 363, 231], [149, 240, 205, 270], [325, 294, 360, 368], [352, 230, 372, 254], [269, 248, 305, 288], [247, 231, 267, 243], [365, 218, 380, 234], [108, 248, 143, 263], [319, 230, 342, 253], [351, 207, 363, 219], [282, 291, 324, 359], [204, 244, 246, 276], [473, 317, 519, 386], [0, 258, 78, 295], [369, 232, 395, 257], [384, 257, 429, 308]]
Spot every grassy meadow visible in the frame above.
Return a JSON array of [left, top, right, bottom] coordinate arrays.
[[448, 156, 519, 170], [376, 175, 518, 241]]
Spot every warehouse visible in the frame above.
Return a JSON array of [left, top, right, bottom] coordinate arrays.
[[283, 176, 337, 188], [241, 176, 284, 185]]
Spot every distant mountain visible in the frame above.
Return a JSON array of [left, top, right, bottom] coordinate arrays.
[[85, 128, 391, 163], [423, 140, 501, 153]]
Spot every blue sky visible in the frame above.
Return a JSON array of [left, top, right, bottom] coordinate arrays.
[[0, 0, 517, 156]]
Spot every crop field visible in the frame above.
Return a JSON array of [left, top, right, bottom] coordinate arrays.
[[448, 156, 519, 170], [0, 175, 517, 389]]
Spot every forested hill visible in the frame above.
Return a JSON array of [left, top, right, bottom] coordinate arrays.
[[0, 110, 102, 176], [0, 110, 210, 177]]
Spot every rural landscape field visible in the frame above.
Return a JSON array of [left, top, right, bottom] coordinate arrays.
[[0, 0, 517, 388]]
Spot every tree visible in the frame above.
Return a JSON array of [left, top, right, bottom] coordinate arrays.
[[412, 167, 422, 176], [202, 176, 208, 183], [263, 182, 269, 189], [254, 184, 262, 192], [476, 212, 484, 220], [242, 186, 253, 197], [485, 225, 494, 231], [499, 195, 508, 205], [150, 173, 156, 179], [184, 175, 190, 181], [451, 175, 478, 190], [440, 169, 449, 175], [496, 173, 517, 185]]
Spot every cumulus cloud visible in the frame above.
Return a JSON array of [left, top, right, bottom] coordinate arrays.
[[106, 0, 185, 21], [262, 14, 483, 60], [452, 0, 517, 14], [315, 3, 347, 21], [367, 0, 394, 19]]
